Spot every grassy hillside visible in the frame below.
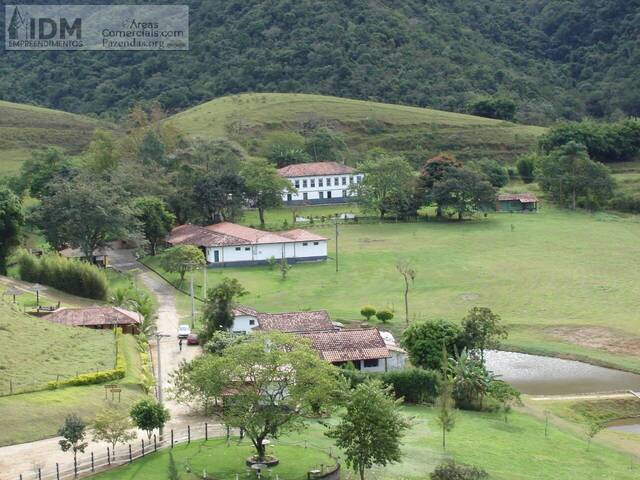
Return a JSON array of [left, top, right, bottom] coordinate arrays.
[[0, 300, 115, 394], [167, 93, 546, 165], [0, 100, 112, 175]]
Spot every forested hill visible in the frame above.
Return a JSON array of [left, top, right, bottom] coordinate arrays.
[[0, 0, 638, 124]]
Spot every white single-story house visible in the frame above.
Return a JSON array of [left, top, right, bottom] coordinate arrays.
[[278, 162, 363, 205], [230, 305, 407, 372], [166, 222, 328, 267]]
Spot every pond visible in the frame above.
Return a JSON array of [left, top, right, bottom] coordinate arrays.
[[484, 350, 640, 396], [606, 418, 640, 434]]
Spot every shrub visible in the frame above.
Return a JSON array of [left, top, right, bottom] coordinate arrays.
[[16, 252, 109, 300], [360, 305, 376, 321], [516, 155, 536, 183], [341, 368, 440, 404], [610, 193, 640, 214], [375, 309, 394, 323], [430, 460, 489, 480]]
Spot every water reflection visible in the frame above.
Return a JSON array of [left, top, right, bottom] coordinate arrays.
[[484, 351, 640, 395]]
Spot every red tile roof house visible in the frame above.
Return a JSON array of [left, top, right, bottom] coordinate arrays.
[[166, 222, 328, 267], [42, 306, 142, 334], [278, 161, 363, 205], [231, 305, 406, 372]]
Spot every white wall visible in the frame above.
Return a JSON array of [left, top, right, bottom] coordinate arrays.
[[206, 240, 327, 265], [282, 174, 364, 202], [386, 350, 407, 370], [231, 314, 258, 334], [358, 358, 387, 373]]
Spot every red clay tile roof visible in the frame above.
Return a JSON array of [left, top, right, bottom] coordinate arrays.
[[43, 307, 141, 327], [277, 229, 328, 242], [256, 310, 334, 333], [301, 328, 391, 363], [168, 223, 326, 247], [233, 305, 259, 316], [278, 162, 357, 177], [497, 193, 538, 203]]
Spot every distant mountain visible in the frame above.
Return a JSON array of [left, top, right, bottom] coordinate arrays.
[[0, 0, 638, 123]]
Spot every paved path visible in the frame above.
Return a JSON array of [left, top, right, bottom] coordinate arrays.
[[0, 250, 208, 480], [529, 392, 637, 402]]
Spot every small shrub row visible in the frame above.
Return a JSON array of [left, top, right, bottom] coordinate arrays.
[[610, 193, 640, 214], [17, 251, 109, 300], [341, 367, 440, 404], [48, 329, 126, 389], [431, 460, 489, 480]]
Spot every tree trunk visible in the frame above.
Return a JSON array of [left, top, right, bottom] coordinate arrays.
[[259, 207, 266, 226], [359, 466, 366, 480], [442, 426, 446, 450], [436, 205, 442, 218], [458, 210, 463, 221], [150, 240, 157, 256], [572, 187, 577, 210]]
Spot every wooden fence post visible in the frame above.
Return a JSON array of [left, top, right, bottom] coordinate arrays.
[[74, 456, 77, 477], [107, 447, 111, 465], [188, 425, 191, 444], [154, 434, 157, 452], [128, 444, 132, 463], [38, 468, 41, 480], [171, 429, 174, 448], [56, 463, 60, 480], [205, 422, 208, 441], [91, 452, 94, 472], [141, 438, 145, 457]]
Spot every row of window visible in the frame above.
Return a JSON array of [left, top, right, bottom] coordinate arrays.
[[293, 176, 361, 189], [234, 241, 319, 251]]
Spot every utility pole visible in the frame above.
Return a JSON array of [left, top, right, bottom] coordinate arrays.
[[153, 332, 171, 441], [202, 265, 207, 299], [335, 219, 339, 272], [190, 273, 195, 328]]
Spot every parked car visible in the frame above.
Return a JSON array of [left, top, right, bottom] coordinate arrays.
[[187, 333, 199, 345], [178, 324, 191, 339]]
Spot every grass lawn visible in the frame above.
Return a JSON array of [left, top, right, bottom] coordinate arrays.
[[92, 438, 334, 480], [150, 205, 640, 371], [90, 406, 639, 480], [0, 331, 144, 446]]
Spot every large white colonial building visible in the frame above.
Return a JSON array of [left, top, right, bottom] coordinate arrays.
[[167, 222, 327, 266], [278, 162, 363, 205]]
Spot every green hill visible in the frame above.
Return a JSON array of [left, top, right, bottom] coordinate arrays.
[[1, 1, 638, 122], [167, 93, 546, 165], [0, 300, 115, 395], [0, 100, 112, 175]]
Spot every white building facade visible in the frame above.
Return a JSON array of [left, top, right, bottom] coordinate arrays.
[[278, 162, 363, 205], [167, 222, 328, 267]]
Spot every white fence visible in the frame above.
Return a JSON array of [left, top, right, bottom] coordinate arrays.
[[15, 423, 229, 480]]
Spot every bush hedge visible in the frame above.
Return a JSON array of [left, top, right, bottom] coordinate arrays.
[[17, 252, 109, 300], [47, 329, 126, 389], [341, 367, 440, 404]]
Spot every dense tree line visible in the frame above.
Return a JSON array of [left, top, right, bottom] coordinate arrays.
[[1, 0, 639, 123]]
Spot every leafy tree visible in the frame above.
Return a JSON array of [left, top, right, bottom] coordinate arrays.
[[279, 257, 291, 280], [396, 260, 416, 325], [448, 349, 494, 410], [169, 356, 227, 414], [468, 96, 517, 120], [129, 399, 170, 440], [401, 320, 466, 370], [201, 277, 248, 341], [160, 245, 205, 285], [241, 158, 292, 225], [92, 409, 136, 457], [194, 171, 245, 222], [305, 128, 347, 162], [85, 129, 119, 172], [415, 154, 463, 217], [262, 131, 310, 167], [133, 196, 176, 255], [353, 154, 416, 218], [326, 380, 410, 480], [375, 309, 394, 324], [472, 159, 509, 188], [139, 130, 166, 165], [536, 141, 615, 210], [35, 175, 139, 259], [435, 346, 456, 450], [516, 154, 537, 183], [360, 306, 376, 322], [17, 148, 73, 198], [488, 380, 521, 423], [585, 421, 604, 452], [460, 307, 508, 362], [0, 187, 23, 275], [203, 330, 248, 355], [58, 415, 88, 466], [428, 168, 496, 220], [213, 332, 343, 460]]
